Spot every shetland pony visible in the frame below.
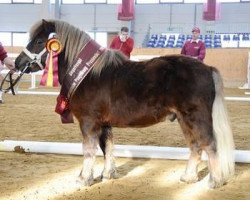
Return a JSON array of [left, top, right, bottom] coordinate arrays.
[[15, 20, 234, 188]]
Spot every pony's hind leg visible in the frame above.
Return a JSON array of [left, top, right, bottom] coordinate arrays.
[[180, 142, 202, 183], [78, 120, 100, 186], [99, 125, 116, 181], [178, 121, 202, 183], [178, 108, 213, 185], [204, 143, 224, 188]]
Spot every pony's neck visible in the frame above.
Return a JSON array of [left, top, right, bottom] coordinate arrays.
[[54, 20, 128, 82], [54, 21, 92, 83], [55, 21, 91, 69]]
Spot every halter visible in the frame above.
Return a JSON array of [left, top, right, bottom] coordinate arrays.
[[22, 33, 58, 70], [22, 48, 47, 70], [0, 33, 60, 94]]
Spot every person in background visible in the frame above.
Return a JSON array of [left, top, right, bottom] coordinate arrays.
[[0, 42, 16, 103], [181, 27, 206, 62], [110, 26, 134, 59], [168, 27, 206, 122]]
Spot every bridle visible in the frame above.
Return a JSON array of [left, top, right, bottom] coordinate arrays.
[[22, 47, 47, 70], [0, 35, 54, 95], [22, 32, 57, 70]]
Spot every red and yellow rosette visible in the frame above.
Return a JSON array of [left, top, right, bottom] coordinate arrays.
[[40, 38, 62, 87], [46, 38, 63, 54]]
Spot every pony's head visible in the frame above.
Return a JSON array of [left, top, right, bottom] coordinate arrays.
[[15, 19, 56, 73], [15, 19, 93, 83], [15, 19, 128, 83]]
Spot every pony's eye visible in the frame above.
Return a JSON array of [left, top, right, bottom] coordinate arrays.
[[36, 39, 44, 45]]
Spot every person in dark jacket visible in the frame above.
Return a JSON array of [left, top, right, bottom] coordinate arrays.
[[0, 42, 15, 103], [181, 27, 206, 62], [110, 26, 134, 59]]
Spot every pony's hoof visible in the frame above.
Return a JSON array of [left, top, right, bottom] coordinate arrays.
[[208, 178, 223, 189], [76, 176, 93, 187], [101, 170, 117, 181], [180, 173, 199, 183], [207, 174, 224, 189]]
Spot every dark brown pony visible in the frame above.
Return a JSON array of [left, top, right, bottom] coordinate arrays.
[[15, 20, 234, 188]]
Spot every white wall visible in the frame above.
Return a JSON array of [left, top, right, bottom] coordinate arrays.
[[0, 2, 250, 47]]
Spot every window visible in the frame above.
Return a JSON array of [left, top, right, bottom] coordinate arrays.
[[0, 0, 11, 3], [86, 32, 95, 39], [86, 32, 107, 47], [0, 32, 12, 46], [13, 32, 29, 46], [184, 0, 205, 3], [136, 0, 159, 4], [220, 0, 240, 2], [107, 0, 122, 4], [85, 0, 107, 3], [160, 0, 183, 2], [12, 0, 34, 3], [96, 32, 107, 47], [62, 0, 84, 3]]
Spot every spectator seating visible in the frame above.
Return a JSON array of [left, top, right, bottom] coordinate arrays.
[[222, 34, 238, 48], [240, 34, 250, 47], [205, 34, 212, 40], [146, 41, 155, 47], [214, 34, 221, 39], [178, 34, 185, 40], [151, 34, 158, 40], [175, 37, 184, 48], [186, 35, 192, 40], [233, 34, 240, 41], [205, 38, 212, 48], [147, 33, 250, 48], [214, 37, 222, 48], [223, 34, 230, 41], [242, 34, 250, 41]]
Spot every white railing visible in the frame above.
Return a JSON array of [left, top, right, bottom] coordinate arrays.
[[239, 52, 250, 93]]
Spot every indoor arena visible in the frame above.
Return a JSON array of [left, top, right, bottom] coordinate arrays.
[[0, 1, 250, 200]]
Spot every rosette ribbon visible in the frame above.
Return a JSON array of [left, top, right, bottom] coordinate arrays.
[[40, 38, 62, 87]]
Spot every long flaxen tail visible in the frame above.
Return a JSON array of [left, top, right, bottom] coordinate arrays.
[[212, 68, 235, 183]]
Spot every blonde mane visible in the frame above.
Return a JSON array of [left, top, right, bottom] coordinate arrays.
[[30, 20, 128, 75]]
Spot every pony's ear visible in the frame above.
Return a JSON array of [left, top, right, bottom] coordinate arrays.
[[42, 19, 55, 34]]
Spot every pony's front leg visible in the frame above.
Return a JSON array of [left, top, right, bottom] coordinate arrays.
[[78, 122, 99, 186], [99, 126, 116, 181], [181, 143, 202, 183]]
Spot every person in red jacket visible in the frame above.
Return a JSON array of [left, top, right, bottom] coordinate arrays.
[[110, 26, 134, 58], [0, 42, 15, 103], [168, 27, 206, 122], [181, 27, 206, 62]]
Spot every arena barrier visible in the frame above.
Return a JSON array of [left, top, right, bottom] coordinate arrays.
[[0, 140, 249, 163], [239, 52, 250, 92], [13, 90, 250, 102]]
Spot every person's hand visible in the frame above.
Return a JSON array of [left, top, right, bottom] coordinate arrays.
[[3, 57, 16, 73]]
